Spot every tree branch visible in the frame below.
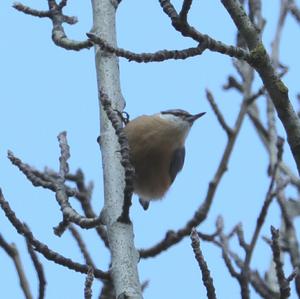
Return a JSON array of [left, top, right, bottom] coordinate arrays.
[[270, 226, 292, 299], [190, 228, 217, 299], [0, 234, 33, 299], [87, 32, 207, 63], [221, 0, 300, 175], [99, 90, 134, 224], [159, 0, 250, 60], [84, 267, 94, 299], [91, 0, 142, 296], [13, 1, 92, 50], [26, 240, 46, 299], [0, 189, 110, 280]]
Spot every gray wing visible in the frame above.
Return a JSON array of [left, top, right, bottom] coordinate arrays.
[[169, 147, 185, 183]]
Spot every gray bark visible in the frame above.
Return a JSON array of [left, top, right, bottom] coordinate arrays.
[[91, 0, 143, 298]]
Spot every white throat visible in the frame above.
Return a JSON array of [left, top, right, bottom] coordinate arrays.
[[158, 113, 191, 136]]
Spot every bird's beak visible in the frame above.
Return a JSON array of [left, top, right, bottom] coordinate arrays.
[[187, 112, 206, 124]]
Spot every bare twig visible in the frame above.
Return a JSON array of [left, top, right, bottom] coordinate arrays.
[[223, 75, 243, 92], [87, 33, 207, 63], [53, 132, 103, 233], [57, 0, 68, 10], [206, 89, 233, 137], [179, 0, 193, 22], [277, 196, 300, 295], [13, 2, 51, 17], [53, 219, 70, 236], [0, 234, 33, 299], [246, 106, 300, 188], [8, 140, 103, 232], [288, 0, 300, 23], [99, 278, 115, 299], [8, 151, 76, 196], [13, 1, 92, 50], [238, 138, 284, 299], [26, 240, 46, 299], [248, 0, 265, 31], [270, 226, 292, 299], [0, 189, 110, 280], [159, 0, 251, 60], [221, 0, 300, 176], [100, 90, 134, 224], [248, 138, 283, 261], [219, 231, 240, 280], [214, 218, 281, 299], [211, 220, 280, 299], [190, 228, 217, 299], [69, 225, 95, 268], [11, 160, 108, 245], [84, 267, 94, 299], [47, 168, 109, 247]]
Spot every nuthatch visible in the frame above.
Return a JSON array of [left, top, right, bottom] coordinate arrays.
[[123, 109, 205, 210]]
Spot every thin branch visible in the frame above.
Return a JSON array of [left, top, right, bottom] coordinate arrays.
[[46, 168, 109, 247], [179, 0, 193, 22], [246, 138, 284, 265], [287, 268, 299, 283], [197, 217, 223, 242], [246, 105, 300, 189], [219, 231, 240, 280], [99, 277, 116, 299], [0, 189, 110, 280], [221, 0, 300, 176], [210, 221, 280, 299], [159, 0, 251, 60], [57, 131, 70, 179], [69, 225, 95, 268], [26, 240, 46, 299], [288, 0, 300, 23], [100, 90, 134, 224], [270, 226, 292, 299], [84, 267, 94, 299], [248, 0, 265, 31], [206, 89, 233, 137], [53, 132, 103, 233], [223, 75, 243, 92], [0, 234, 33, 299], [13, 2, 51, 17], [213, 218, 280, 299], [238, 138, 284, 299], [9, 158, 108, 244], [8, 142, 103, 231], [13, 1, 92, 50], [271, 0, 288, 65], [190, 228, 217, 299], [53, 219, 70, 236], [8, 150, 75, 196], [57, 0, 68, 10], [277, 196, 300, 295], [266, 0, 288, 173], [87, 32, 207, 63]]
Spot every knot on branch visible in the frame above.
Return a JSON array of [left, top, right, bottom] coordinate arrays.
[[249, 43, 268, 67]]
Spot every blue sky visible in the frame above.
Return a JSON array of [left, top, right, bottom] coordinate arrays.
[[1, 1, 300, 298]]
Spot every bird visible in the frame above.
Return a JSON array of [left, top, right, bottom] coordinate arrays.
[[123, 109, 205, 210]]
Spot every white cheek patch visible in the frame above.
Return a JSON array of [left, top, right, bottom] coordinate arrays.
[[158, 113, 178, 123], [158, 113, 191, 139]]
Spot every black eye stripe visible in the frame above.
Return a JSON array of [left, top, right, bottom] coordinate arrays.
[[161, 109, 191, 117]]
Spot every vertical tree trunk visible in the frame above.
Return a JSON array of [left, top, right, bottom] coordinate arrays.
[[91, 1, 143, 298]]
